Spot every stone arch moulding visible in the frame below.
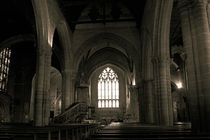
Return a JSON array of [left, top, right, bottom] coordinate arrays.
[[77, 46, 134, 86], [88, 62, 130, 84], [89, 63, 127, 83], [0, 34, 35, 51], [54, 21, 73, 69], [74, 32, 139, 71], [52, 20, 74, 109]]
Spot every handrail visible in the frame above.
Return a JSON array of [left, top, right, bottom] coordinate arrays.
[[0, 123, 98, 140], [54, 102, 88, 123]]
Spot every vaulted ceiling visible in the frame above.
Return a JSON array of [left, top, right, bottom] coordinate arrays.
[[0, 0, 35, 42], [58, 0, 146, 30], [0, 0, 182, 56]]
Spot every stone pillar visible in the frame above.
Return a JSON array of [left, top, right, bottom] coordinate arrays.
[[179, 0, 210, 132], [159, 58, 170, 126], [32, 0, 53, 126], [77, 85, 89, 103], [144, 80, 154, 124], [141, 0, 173, 126], [61, 69, 71, 112], [128, 85, 139, 122], [34, 46, 52, 126], [152, 57, 173, 126], [138, 84, 145, 123], [70, 71, 77, 105], [34, 48, 45, 126], [61, 70, 76, 111], [208, 2, 210, 27], [43, 48, 52, 125]]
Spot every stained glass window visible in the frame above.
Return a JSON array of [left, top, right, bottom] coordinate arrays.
[[98, 67, 119, 108], [0, 48, 11, 93]]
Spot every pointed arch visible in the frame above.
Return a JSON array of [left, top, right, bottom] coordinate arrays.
[[74, 32, 139, 70], [98, 67, 119, 108]]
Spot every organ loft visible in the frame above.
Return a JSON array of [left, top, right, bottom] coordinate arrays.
[[0, 0, 210, 139]]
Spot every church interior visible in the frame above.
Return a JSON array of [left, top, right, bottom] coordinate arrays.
[[1, 0, 210, 139]]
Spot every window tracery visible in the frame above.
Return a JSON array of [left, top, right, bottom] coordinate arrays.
[[98, 67, 119, 108], [0, 48, 11, 93]]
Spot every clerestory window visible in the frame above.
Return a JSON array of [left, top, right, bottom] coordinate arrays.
[[98, 67, 119, 108], [0, 48, 11, 93]]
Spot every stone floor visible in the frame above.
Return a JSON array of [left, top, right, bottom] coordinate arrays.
[[87, 122, 210, 140]]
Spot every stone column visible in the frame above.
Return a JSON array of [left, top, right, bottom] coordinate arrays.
[[62, 69, 77, 111], [144, 80, 154, 124], [61, 69, 71, 112], [208, 2, 210, 27], [77, 85, 89, 103], [32, 0, 52, 126], [128, 85, 139, 122], [34, 50, 44, 125], [70, 71, 77, 105], [143, 45, 154, 124], [43, 48, 52, 125], [152, 57, 173, 126], [34, 45, 52, 126], [141, 0, 173, 126], [34, 48, 45, 126], [179, 0, 210, 132]]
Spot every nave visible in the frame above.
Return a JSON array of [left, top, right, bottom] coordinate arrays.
[[1, 0, 210, 137]]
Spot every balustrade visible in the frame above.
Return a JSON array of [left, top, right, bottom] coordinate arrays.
[[0, 123, 98, 140], [54, 102, 88, 123]]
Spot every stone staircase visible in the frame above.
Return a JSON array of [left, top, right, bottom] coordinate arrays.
[[87, 122, 210, 140], [54, 102, 88, 124]]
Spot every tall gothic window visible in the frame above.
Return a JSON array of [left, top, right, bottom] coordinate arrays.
[[0, 48, 11, 93], [98, 67, 119, 108]]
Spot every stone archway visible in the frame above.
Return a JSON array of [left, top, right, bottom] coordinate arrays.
[[74, 32, 140, 86]]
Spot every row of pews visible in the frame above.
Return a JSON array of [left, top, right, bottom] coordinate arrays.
[[0, 102, 96, 140], [87, 122, 210, 140], [0, 123, 98, 140]]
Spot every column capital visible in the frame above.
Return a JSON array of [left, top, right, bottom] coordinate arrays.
[[177, 0, 193, 14], [128, 85, 138, 94], [62, 69, 77, 78], [178, 0, 208, 14], [77, 83, 89, 88], [37, 45, 52, 57], [152, 57, 170, 65], [45, 46, 52, 56], [71, 70, 77, 80]]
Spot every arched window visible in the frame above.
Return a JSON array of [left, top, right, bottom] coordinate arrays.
[[98, 67, 119, 108], [0, 48, 11, 93]]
